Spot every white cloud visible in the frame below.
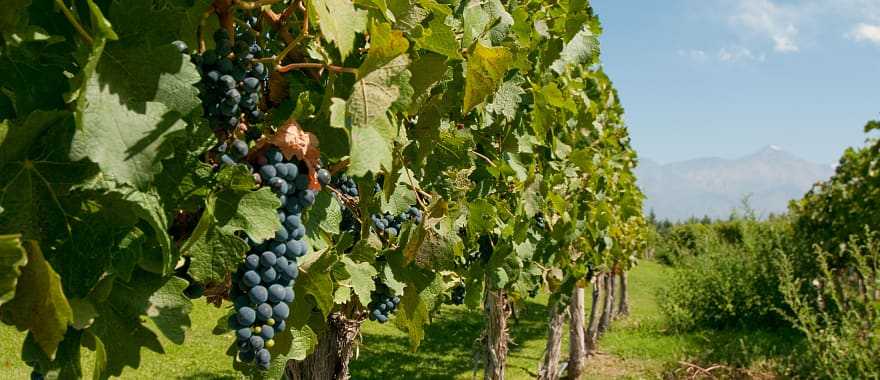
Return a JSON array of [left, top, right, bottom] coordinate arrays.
[[847, 23, 880, 45], [730, 0, 802, 52], [717, 46, 766, 62], [678, 49, 709, 62]]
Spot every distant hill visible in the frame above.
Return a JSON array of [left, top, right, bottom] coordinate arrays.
[[636, 146, 835, 221]]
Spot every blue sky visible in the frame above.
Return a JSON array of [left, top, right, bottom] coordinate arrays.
[[591, 0, 880, 164]]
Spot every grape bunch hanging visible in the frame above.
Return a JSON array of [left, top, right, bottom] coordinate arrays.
[[193, 27, 267, 136], [449, 283, 465, 305], [223, 144, 325, 369], [370, 207, 423, 237], [534, 212, 547, 230], [368, 279, 400, 324]]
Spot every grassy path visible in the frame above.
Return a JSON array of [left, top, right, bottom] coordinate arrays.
[[0, 261, 796, 378]]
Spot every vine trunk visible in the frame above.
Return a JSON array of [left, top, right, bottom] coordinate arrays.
[[484, 287, 510, 380], [598, 273, 615, 335], [286, 313, 363, 380], [567, 286, 587, 379], [617, 271, 629, 317], [537, 299, 567, 380], [585, 275, 602, 353]]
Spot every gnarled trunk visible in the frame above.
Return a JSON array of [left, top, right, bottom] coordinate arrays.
[[484, 287, 510, 380], [286, 313, 363, 380], [617, 271, 629, 317], [597, 273, 614, 336], [585, 274, 602, 353], [567, 286, 587, 380], [537, 299, 567, 380]]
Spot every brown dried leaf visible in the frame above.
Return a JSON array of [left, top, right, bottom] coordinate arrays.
[[269, 119, 322, 190]]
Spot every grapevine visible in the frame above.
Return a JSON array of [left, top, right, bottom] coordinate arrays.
[[0, 0, 648, 379]]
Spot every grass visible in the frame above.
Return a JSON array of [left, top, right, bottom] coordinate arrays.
[[0, 261, 802, 379]]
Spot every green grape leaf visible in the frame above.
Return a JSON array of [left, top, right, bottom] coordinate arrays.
[[463, 265, 484, 308], [304, 190, 343, 237], [215, 187, 283, 242], [295, 265, 335, 318], [341, 256, 377, 303], [394, 275, 444, 350], [415, 14, 462, 59], [0, 42, 71, 117], [308, 0, 367, 60], [0, 241, 73, 359], [88, 270, 192, 378], [403, 199, 461, 268], [346, 54, 411, 176], [110, 188, 176, 275], [51, 206, 140, 298], [69, 297, 98, 330], [287, 325, 318, 360], [0, 234, 27, 306], [0, 111, 97, 242], [104, 0, 212, 51], [486, 76, 525, 121], [154, 123, 215, 213], [462, 1, 490, 46], [468, 198, 497, 234], [181, 202, 250, 285], [0, 0, 29, 34], [523, 175, 543, 218], [406, 53, 449, 114], [69, 10, 198, 190], [21, 328, 83, 379], [360, 22, 410, 77], [388, 0, 430, 31], [380, 167, 418, 213], [382, 265, 406, 295], [550, 27, 599, 74], [463, 43, 512, 113], [82, 330, 108, 380]]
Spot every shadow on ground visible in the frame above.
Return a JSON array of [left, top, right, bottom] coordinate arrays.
[[349, 299, 551, 379]]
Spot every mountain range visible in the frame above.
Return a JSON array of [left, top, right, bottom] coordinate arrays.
[[635, 146, 835, 221]]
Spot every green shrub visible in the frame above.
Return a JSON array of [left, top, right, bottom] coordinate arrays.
[[655, 223, 721, 265], [778, 231, 880, 379], [658, 244, 787, 330]]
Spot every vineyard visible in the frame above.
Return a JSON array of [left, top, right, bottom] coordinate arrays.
[[0, 0, 877, 379]]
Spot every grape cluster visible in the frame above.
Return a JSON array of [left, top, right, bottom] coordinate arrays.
[[370, 206, 423, 237], [226, 146, 320, 370], [333, 174, 359, 197], [449, 283, 465, 305], [368, 280, 400, 323], [340, 208, 361, 237], [194, 28, 267, 135], [218, 139, 250, 167], [534, 212, 547, 230], [464, 234, 494, 266]]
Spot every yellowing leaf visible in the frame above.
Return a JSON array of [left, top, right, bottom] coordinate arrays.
[[463, 43, 512, 113], [0, 241, 73, 359]]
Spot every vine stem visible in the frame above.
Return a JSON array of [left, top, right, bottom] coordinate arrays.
[[472, 150, 497, 167], [233, 0, 284, 10], [55, 0, 94, 45], [276, 63, 357, 74], [272, 0, 309, 67], [398, 151, 429, 210], [196, 9, 214, 53]]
